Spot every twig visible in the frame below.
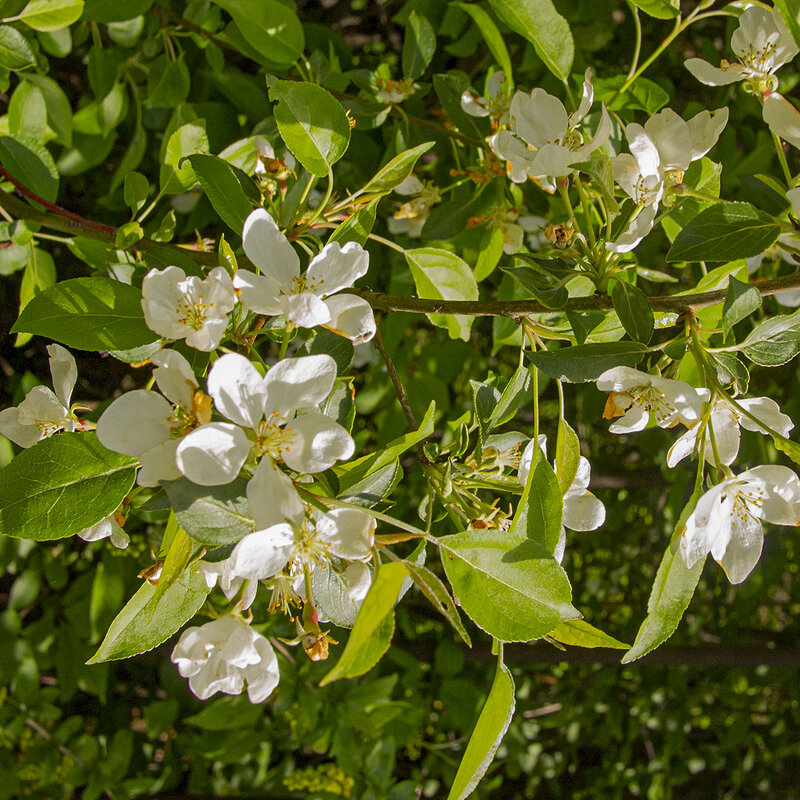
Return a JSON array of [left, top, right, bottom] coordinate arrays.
[[25, 718, 85, 766], [374, 324, 418, 430]]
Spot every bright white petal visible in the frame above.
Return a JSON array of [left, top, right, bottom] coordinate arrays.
[[242, 208, 300, 289], [0, 406, 42, 448], [684, 58, 746, 86], [644, 108, 692, 172], [263, 354, 338, 418], [176, 422, 251, 486], [608, 404, 649, 434], [719, 512, 763, 584], [315, 508, 375, 561], [685, 107, 729, 162], [247, 458, 305, 529], [764, 94, 800, 149], [667, 427, 698, 468], [307, 241, 370, 296], [244, 636, 280, 702], [152, 349, 197, 409], [47, 344, 77, 408], [680, 484, 729, 569], [563, 491, 605, 532], [511, 88, 568, 148], [737, 396, 794, 437], [282, 291, 332, 329], [207, 353, 267, 429], [323, 294, 376, 345], [17, 385, 69, 432], [97, 390, 174, 458], [281, 412, 354, 473], [344, 562, 373, 603], [227, 523, 296, 581], [568, 69, 594, 127], [233, 269, 284, 316], [137, 438, 182, 487]]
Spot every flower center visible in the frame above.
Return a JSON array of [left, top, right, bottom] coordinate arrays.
[[255, 415, 297, 462], [727, 484, 765, 523], [176, 292, 213, 331]]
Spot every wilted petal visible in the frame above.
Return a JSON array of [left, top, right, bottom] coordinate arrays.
[[207, 353, 267, 429], [227, 523, 296, 581], [461, 90, 488, 117], [176, 422, 252, 485], [263, 354, 338, 419], [568, 69, 594, 127], [247, 458, 304, 529], [281, 412, 354, 473], [395, 175, 425, 195], [307, 241, 370, 296], [152, 349, 197, 409], [316, 508, 376, 561], [323, 294, 376, 344], [764, 93, 800, 149], [684, 58, 747, 86], [242, 208, 300, 289], [47, 344, 77, 409], [233, 269, 284, 316], [281, 290, 332, 328]]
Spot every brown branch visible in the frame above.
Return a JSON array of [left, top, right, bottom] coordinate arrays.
[[374, 324, 418, 430]]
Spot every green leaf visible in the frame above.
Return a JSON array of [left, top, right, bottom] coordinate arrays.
[[402, 10, 436, 80], [740, 309, 800, 366], [722, 276, 762, 337], [454, 3, 514, 87], [772, 1, 800, 50], [487, 0, 573, 82], [11, 276, 158, 350], [213, 0, 304, 65], [312, 565, 365, 629], [22, 73, 72, 147], [163, 477, 254, 546], [0, 433, 137, 541], [152, 514, 194, 608], [335, 401, 435, 491], [186, 153, 253, 233], [328, 197, 379, 247], [447, 650, 515, 800], [488, 362, 531, 428], [114, 220, 143, 249], [147, 53, 190, 108], [549, 619, 629, 649], [612, 280, 654, 344], [82, 0, 152, 21], [8, 82, 46, 144], [622, 488, 704, 663], [17, 0, 84, 32], [406, 248, 479, 341], [159, 121, 209, 194], [361, 142, 435, 195], [630, 0, 680, 19], [0, 134, 58, 202], [440, 529, 579, 642], [269, 80, 350, 177], [123, 170, 149, 215], [772, 434, 800, 468], [110, 124, 147, 193], [502, 264, 568, 310], [526, 342, 647, 383], [432, 72, 488, 140], [320, 561, 408, 685], [555, 416, 580, 496], [87, 567, 210, 663], [666, 202, 781, 263], [509, 447, 562, 555], [404, 561, 471, 646], [0, 25, 35, 70]]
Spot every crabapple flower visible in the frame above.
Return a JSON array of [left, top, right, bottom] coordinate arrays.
[[387, 175, 442, 238], [685, 6, 798, 94], [78, 514, 130, 549], [175, 353, 354, 486], [141, 265, 235, 351], [493, 70, 611, 191], [461, 71, 511, 127], [234, 209, 376, 345], [597, 366, 706, 433], [667, 396, 794, 468], [171, 615, 279, 702], [518, 435, 606, 563], [376, 76, 415, 104], [680, 465, 800, 584], [0, 343, 78, 447], [97, 349, 208, 487], [763, 93, 800, 150]]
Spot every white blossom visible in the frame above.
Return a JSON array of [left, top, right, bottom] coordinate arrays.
[[685, 6, 798, 92], [141, 265, 235, 351], [668, 396, 794, 468], [763, 92, 800, 150], [175, 353, 354, 486], [234, 209, 375, 345], [387, 175, 442, 238], [461, 71, 511, 126], [597, 366, 706, 433], [171, 615, 280, 703], [680, 465, 800, 584], [77, 514, 130, 549]]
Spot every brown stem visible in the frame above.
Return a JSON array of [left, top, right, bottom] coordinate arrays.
[[374, 324, 418, 430]]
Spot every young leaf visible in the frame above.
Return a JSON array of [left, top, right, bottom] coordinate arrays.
[[329, 197, 380, 247], [402, 10, 436, 80], [549, 619, 628, 649], [9, 82, 46, 145], [269, 80, 350, 177], [454, 3, 514, 87], [361, 142, 435, 195], [509, 447, 562, 555], [186, 154, 253, 233], [111, 124, 147, 193], [320, 561, 408, 685], [22, 73, 73, 147], [0, 25, 36, 70], [612, 280, 654, 344], [487, 0, 573, 82], [87, 568, 210, 663], [526, 342, 647, 383], [630, 0, 680, 19], [163, 477, 254, 546], [123, 171, 149, 215], [622, 488, 705, 663], [0, 433, 137, 541], [440, 529, 579, 642], [666, 202, 781, 263], [555, 416, 580, 496], [488, 363, 531, 428], [448, 649, 515, 800], [404, 561, 471, 645], [159, 121, 209, 194], [152, 515, 194, 608], [739, 309, 800, 366], [17, 0, 85, 33], [11, 276, 158, 350], [406, 248, 479, 341], [722, 275, 762, 337], [0, 134, 59, 202]]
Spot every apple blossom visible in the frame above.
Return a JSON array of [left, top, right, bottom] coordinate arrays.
[[78, 514, 130, 549], [680, 465, 800, 584], [387, 174, 442, 238], [234, 208, 376, 345], [461, 71, 511, 127], [597, 366, 706, 433], [175, 353, 354, 486], [141, 265, 235, 351], [171, 615, 280, 702], [685, 6, 798, 93]]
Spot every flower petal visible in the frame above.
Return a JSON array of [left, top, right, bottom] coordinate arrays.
[[47, 343, 77, 408], [315, 508, 376, 561], [242, 208, 300, 289], [685, 107, 729, 162], [323, 294, 376, 345], [152, 349, 197, 409], [307, 241, 370, 296], [511, 88, 568, 148], [96, 390, 174, 458], [263, 354, 338, 419], [737, 396, 794, 438], [680, 483, 728, 569], [244, 636, 281, 702], [233, 269, 284, 316], [764, 93, 800, 149], [719, 512, 763, 585], [563, 491, 605, 532], [281, 411, 354, 473], [247, 458, 305, 529], [684, 58, 746, 86], [176, 422, 251, 485], [281, 290, 332, 329], [227, 523, 296, 581], [644, 108, 692, 172], [0, 406, 42, 448], [207, 353, 267, 429]]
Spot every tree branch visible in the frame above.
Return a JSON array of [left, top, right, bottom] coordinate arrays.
[[373, 324, 418, 430]]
